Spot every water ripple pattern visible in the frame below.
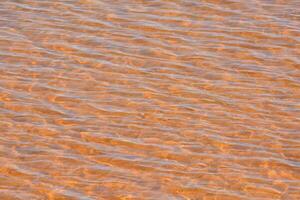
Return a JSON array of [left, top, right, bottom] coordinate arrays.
[[0, 0, 300, 199]]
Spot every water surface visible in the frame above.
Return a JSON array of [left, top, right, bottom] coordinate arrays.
[[0, 0, 300, 199]]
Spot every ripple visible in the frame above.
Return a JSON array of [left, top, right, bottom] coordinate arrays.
[[0, 0, 300, 199]]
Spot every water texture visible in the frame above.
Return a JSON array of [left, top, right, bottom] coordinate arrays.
[[0, 0, 300, 199]]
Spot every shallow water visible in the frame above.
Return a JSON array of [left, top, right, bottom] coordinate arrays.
[[0, 0, 300, 199]]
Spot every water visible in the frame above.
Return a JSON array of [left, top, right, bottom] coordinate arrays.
[[0, 0, 300, 199]]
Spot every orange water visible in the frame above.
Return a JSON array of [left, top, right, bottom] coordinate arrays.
[[0, 0, 300, 199]]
